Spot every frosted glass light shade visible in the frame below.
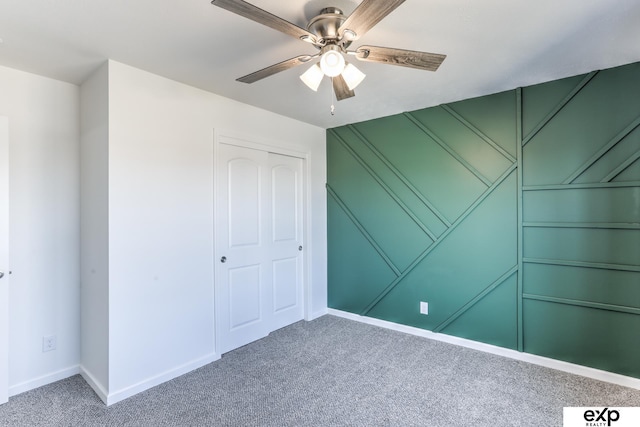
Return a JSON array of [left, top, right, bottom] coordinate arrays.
[[320, 50, 345, 77], [342, 63, 366, 90], [300, 63, 324, 91]]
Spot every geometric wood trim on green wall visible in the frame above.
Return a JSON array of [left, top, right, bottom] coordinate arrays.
[[327, 185, 402, 276], [521, 61, 640, 377], [516, 87, 525, 351], [562, 116, 640, 184], [522, 71, 598, 147], [434, 265, 518, 333], [328, 88, 520, 351], [403, 112, 494, 186], [327, 60, 640, 378], [522, 293, 640, 316], [441, 104, 517, 164], [346, 124, 452, 229]]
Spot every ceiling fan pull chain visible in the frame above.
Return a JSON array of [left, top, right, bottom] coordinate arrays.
[[330, 77, 336, 115]]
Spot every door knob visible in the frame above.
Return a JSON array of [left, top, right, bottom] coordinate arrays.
[[220, 256, 227, 263]]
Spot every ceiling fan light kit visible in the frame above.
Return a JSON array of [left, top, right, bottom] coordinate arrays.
[[342, 63, 366, 91], [319, 47, 345, 77], [211, 0, 446, 108], [300, 63, 324, 91], [300, 43, 366, 94]]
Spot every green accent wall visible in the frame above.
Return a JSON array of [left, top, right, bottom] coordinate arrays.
[[327, 61, 640, 378]]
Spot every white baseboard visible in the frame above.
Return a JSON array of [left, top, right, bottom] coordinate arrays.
[[79, 365, 108, 404], [306, 308, 328, 321], [9, 365, 81, 397], [19, 353, 224, 406], [103, 352, 220, 406], [327, 309, 640, 391]]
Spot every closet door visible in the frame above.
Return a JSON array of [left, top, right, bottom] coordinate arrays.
[[269, 153, 304, 331], [215, 142, 304, 354]]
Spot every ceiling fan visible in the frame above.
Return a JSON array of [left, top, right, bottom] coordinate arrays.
[[210, 0, 446, 102]]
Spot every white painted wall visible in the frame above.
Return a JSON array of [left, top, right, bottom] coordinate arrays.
[[0, 60, 327, 403], [79, 63, 110, 397], [80, 61, 327, 404], [0, 66, 80, 395], [0, 116, 9, 404]]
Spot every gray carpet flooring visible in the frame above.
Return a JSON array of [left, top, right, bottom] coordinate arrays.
[[1, 315, 639, 426]]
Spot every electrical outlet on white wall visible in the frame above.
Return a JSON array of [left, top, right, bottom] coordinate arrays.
[[42, 335, 56, 352], [420, 301, 429, 315]]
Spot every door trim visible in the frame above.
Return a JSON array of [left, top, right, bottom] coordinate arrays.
[[212, 129, 311, 356]]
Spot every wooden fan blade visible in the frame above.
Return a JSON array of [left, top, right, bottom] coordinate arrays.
[[355, 45, 446, 71], [333, 75, 355, 101], [338, 0, 406, 40], [237, 55, 315, 83], [211, 0, 317, 44]]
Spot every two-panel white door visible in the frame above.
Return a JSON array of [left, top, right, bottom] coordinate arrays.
[[216, 142, 304, 354], [0, 117, 9, 404]]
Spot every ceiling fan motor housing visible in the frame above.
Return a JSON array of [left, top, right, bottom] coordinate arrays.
[[307, 7, 347, 45]]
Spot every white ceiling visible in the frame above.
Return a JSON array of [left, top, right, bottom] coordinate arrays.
[[1, 0, 639, 129]]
